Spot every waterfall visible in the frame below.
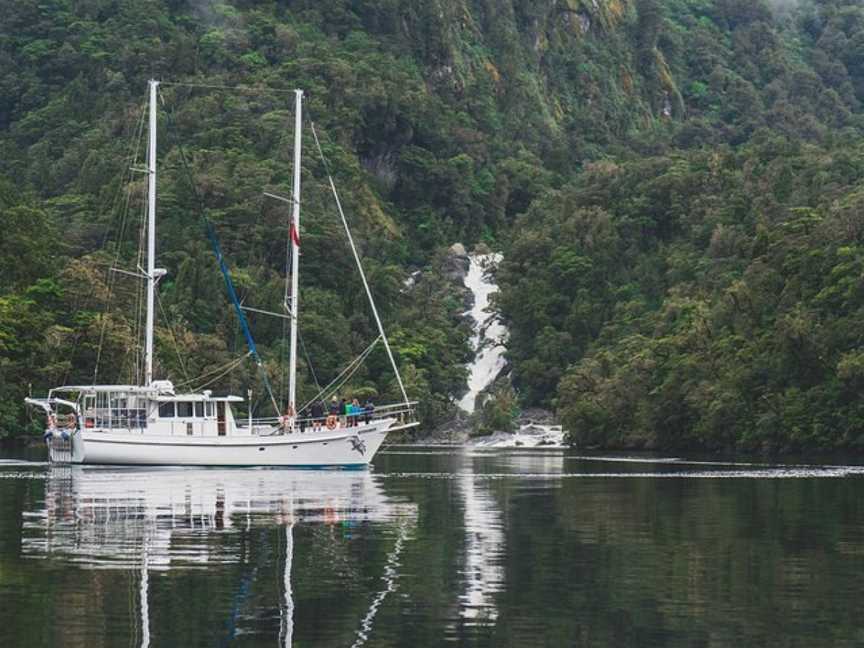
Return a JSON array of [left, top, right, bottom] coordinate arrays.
[[458, 253, 507, 414]]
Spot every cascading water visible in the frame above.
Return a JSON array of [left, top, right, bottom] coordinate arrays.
[[458, 253, 507, 414], [457, 252, 566, 446]]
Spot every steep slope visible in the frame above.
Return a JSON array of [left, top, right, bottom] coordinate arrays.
[[495, 0, 864, 451], [2, 0, 863, 448]]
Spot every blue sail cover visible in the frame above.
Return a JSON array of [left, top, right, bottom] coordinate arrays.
[[204, 218, 279, 409]]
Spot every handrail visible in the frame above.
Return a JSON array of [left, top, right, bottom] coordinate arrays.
[[237, 401, 419, 430]]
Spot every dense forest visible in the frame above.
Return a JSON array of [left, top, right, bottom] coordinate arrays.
[[2, 0, 864, 452]]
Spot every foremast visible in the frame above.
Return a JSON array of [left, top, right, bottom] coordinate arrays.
[[145, 79, 166, 388]]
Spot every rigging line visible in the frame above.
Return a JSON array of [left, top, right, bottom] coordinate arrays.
[[190, 354, 252, 393], [161, 81, 299, 95], [155, 292, 192, 386], [89, 100, 147, 341], [308, 120, 410, 405], [299, 332, 322, 392], [91, 101, 149, 384], [159, 90, 280, 415], [133, 187, 148, 384], [254, 113, 295, 278], [310, 336, 379, 405], [280, 301, 288, 407], [323, 349, 371, 401], [174, 352, 252, 388], [298, 336, 380, 413]]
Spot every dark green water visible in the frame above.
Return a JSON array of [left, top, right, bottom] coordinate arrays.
[[1, 447, 864, 647]]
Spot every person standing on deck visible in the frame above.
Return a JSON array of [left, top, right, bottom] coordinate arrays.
[[351, 398, 361, 427], [328, 396, 340, 429], [310, 399, 324, 431], [364, 398, 374, 425], [339, 397, 348, 428], [282, 404, 295, 433]]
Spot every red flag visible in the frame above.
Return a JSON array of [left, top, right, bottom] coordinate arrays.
[[290, 221, 300, 247]]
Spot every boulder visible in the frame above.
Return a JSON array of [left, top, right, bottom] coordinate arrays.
[[442, 242, 470, 283]]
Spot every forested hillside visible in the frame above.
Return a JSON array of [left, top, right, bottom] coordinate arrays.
[[2, 0, 864, 451], [494, 0, 864, 451]]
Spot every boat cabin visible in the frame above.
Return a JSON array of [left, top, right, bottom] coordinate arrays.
[[47, 382, 244, 437]]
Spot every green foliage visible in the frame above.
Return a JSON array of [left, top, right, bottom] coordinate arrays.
[[475, 381, 520, 437], [505, 139, 864, 452], [3, 0, 864, 450]]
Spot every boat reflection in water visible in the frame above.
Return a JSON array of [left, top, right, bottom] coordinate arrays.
[[22, 466, 417, 647]]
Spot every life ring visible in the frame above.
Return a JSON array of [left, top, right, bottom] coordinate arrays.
[[325, 414, 338, 430]]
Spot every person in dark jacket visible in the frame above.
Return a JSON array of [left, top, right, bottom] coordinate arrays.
[[363, 398, 374, 424], [310, 399, 325, 432]]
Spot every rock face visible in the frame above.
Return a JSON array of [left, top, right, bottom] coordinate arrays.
[[442, 243, 470, 283], [516, 407, 556, 428]]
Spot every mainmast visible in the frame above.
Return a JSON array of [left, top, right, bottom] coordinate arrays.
[[287, 89, 303, 418], [145, 79, 158, 387]]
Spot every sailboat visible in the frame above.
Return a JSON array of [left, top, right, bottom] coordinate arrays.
[[25, 80, 418, 466]]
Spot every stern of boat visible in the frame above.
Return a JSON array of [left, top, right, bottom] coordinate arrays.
[[26, 397, 86, 464], [43, 429, 85, 464]]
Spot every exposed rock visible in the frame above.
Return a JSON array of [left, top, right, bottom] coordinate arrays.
[[412, 412, 473, 444], [361, 151, 399, 192], [442, 242, 470, 283], [401, 269, 422, 292], [473, 241, 492, 256], [449, 242, 467, 257], [516, 407, 556, 427]]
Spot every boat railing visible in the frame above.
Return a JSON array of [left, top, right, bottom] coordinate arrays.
[[239, 401, 419, 432]]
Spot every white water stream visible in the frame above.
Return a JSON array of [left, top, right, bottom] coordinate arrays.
[[455, 252, 566, 447], [458, 254, 507, 414]]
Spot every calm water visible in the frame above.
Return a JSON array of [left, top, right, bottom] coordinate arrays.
[[1, 447, 864, 647]]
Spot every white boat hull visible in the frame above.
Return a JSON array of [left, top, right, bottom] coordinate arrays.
[[49, 419, 413, 467]]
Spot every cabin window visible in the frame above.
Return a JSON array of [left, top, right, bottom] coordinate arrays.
[[177, 402, 194, 418], [206, 402, 214, 417], [159, 402, 175, 418], [195, 402, 204, 418]]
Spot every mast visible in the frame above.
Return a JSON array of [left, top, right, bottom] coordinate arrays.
[[287, 89, 303, 420], [145, 79, 159, 387]]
